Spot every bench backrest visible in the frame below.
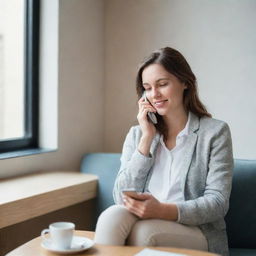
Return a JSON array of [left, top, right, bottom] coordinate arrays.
[[81, 153, 121, 227], [225, 159, 256, 249]]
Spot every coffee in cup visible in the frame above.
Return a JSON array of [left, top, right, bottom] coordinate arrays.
[[41, 222, 75, 250]]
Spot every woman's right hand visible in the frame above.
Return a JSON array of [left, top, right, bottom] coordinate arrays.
[[137, 96, 157, 140]]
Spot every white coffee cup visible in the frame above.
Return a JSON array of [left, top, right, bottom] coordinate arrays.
[[41, 222, 75, 250]]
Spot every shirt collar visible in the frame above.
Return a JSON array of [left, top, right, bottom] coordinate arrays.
[[159, 112, 191, 148]]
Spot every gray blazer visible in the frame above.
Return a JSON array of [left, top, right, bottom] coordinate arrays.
[[113, 112, 233, 256]]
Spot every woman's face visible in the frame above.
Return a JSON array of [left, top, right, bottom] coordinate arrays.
[[142, 63, 187, 116]]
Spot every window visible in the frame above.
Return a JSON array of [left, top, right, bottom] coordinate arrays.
[[0, 0, 40, 154]]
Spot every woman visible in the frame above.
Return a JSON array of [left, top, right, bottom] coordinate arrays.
[[95, 47, 233, 256]]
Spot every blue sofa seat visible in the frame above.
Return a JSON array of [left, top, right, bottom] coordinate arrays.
[[81, 153, 256, 256]]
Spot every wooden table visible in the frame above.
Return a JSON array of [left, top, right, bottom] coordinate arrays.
[[6, 231, 219, 256]]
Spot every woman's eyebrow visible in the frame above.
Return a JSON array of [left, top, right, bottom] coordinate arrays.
[[156, 78, 169, 82], [143, 78, 169, 86]]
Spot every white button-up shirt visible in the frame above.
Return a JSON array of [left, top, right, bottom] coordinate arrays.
[[148, 113, 190, 203]]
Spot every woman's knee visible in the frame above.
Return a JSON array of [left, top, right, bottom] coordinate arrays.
[[95, 205, 138, 245], [97, 205, 132, 227]]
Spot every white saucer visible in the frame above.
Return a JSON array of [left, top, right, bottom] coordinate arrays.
[[41, 235, 95, 254]]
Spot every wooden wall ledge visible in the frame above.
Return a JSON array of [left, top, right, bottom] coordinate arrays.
[[0, 172, 98, 229]]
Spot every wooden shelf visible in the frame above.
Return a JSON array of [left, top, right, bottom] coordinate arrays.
[[0, 172, 98, 228]]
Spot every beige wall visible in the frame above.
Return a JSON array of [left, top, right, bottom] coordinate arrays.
[[103, 0, 256, 160], [1, 0, 255, 178], [0, 0, 104, 178]]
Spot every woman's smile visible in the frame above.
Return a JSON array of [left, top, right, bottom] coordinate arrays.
[[153, 99, 168, 108]]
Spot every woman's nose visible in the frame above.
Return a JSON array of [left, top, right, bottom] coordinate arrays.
[[151, 88, 160, 98]]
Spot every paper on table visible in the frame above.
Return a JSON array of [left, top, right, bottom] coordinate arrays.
[[134, 248, 188, 256]]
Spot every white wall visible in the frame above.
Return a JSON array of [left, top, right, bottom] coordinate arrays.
[[0, 0, 105, 178], [104, 0, 256, 160]]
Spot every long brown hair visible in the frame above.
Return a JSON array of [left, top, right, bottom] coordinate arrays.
[[136, 47, 211, 136]]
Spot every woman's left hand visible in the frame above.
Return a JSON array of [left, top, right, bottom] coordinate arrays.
[[123, 193, 162, 219]]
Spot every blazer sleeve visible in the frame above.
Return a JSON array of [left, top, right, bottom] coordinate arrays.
[[176, 122, 234, 226], [113, 126, 155, 204]]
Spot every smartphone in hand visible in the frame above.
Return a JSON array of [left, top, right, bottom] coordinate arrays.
[[122, 189, 145, 200], [143, 92, 157, 124]]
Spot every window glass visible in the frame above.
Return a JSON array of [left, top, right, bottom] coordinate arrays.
[[0, 0, 25, 140]]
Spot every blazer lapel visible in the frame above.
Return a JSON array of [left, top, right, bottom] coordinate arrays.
[[180, 113, 200, 195]]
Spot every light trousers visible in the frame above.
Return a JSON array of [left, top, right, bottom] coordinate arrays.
[[94, 205, 208, 251]]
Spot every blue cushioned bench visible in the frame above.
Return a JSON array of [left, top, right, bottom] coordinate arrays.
[[81, 153, 256, 256]]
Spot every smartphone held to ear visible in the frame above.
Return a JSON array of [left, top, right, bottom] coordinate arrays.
[[143, 92, 158, 124]]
